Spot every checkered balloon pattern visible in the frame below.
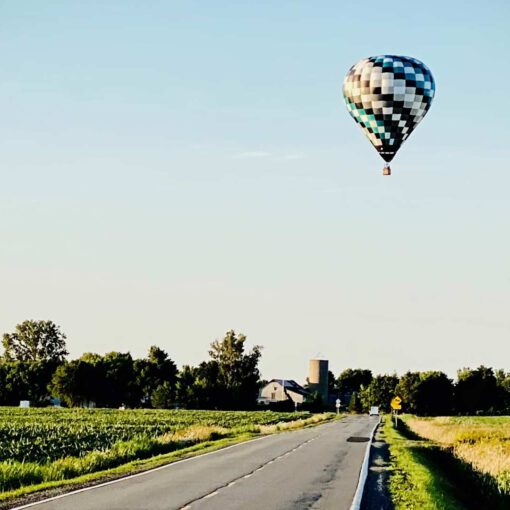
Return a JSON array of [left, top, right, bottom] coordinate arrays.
[[343, 55, 435, 163]]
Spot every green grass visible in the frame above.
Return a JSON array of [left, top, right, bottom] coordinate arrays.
[[385, 417, 465, 510]]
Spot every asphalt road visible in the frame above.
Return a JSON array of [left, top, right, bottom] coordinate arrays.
[[17, 415, 378, 510]]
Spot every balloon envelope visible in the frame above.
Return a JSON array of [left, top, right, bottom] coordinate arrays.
[[343, 55, 435, 163]]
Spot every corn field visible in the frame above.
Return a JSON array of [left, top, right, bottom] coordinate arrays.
[[0, 407, 314, 493]]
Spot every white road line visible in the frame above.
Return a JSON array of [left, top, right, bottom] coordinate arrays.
[[349, 417, 381, 510]]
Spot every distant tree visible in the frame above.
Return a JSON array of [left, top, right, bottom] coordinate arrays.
[[176, 361, 223, 409], [495, 369, 510, 392], [360, 374, 399, 413], [79, 352, 103, 364], [76, 353, 108, 406], [0, 360, 55, 405], [135, 346, 178, 407], [414, 372, 454, 416], [348, 392, 362, 413], [175, 331, 262, 410], [395, 372, 421, 414], [176, 365, 202, 408], [328, 370, 337, 397], [259, 379, 269, 389], [303, 390, 324, 412], [49, 360, 98, 407], [2, 320, 68, 362], [151, 382, 173, 409], [495, 369, 510, 412], [208, 330, 262, 409], [102, 352, 137, 407], [336, 369, 373, 398], [455, 366, 500, 414], [50, 361, 79, 406]]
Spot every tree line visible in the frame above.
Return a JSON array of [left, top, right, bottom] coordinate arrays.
[[0, 320, 261, 409], [1, 320, 509, 415], [333, 367, 510, 416]]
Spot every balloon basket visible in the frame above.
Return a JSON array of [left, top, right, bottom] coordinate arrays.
[[383, 165, 391, 176]]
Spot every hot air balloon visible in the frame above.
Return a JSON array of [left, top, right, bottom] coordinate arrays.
[[342, 55, 435, 175]]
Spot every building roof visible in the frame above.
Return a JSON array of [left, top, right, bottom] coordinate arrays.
[[267, 379, 309, 396]]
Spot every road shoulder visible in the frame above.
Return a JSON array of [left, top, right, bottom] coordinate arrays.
[[360, 418, 393, 510]]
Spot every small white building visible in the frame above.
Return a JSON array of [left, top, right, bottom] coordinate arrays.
[[258, 379, 309, 405]]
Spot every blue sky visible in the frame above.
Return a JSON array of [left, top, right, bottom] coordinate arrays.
[[1, 1, 509, 381]]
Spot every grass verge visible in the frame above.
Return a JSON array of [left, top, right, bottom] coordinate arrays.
[[385, 417, 510, 510], [405, 416, 510, 494], [0, 412, 336, 508], [385, 417, 464, 510]]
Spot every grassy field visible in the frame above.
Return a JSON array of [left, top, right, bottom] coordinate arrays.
[[0, 407, 333, 499], [405, 416, 510, 495]]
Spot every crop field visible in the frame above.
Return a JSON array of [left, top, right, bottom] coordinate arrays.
[[405, 416, 510, 494], [0, 408, 326, 495]]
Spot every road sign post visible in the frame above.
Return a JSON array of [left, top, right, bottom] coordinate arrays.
[[335, 398, 341, 415], [390, 396, 402, 427]]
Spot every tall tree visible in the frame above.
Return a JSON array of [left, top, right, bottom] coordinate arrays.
[[2, 320, 68, 362], [135, 346, 178, 407], [207, 330, 262, 409]]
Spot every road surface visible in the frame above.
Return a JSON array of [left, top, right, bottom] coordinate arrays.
[[16, 415, 378, 510]]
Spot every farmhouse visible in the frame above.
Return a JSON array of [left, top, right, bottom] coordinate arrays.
[[258, 379, 309, 405]]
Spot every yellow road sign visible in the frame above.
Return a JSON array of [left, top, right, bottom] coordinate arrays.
[[391, 396, 402, 410]]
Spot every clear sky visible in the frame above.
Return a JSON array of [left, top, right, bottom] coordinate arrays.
[[1, 0, 509, 382]]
